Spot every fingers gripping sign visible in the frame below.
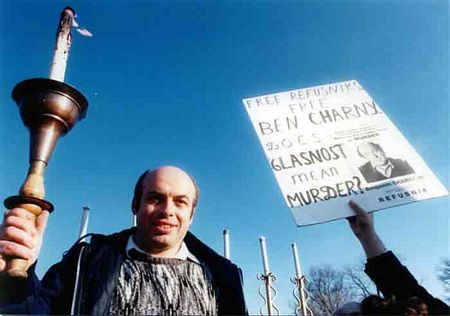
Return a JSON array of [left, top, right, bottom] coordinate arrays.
[[347, 200, 375, 239], [0, 208, 49, 274], [346, 200, 387, 259]]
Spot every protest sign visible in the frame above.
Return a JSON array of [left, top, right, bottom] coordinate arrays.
[[243, 80, 448, 226]]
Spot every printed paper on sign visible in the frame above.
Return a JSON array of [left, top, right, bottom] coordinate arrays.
[[243, 80, 448, 226]]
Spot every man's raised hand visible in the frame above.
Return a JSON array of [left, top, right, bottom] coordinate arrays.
[[347, 200, 386, 259]]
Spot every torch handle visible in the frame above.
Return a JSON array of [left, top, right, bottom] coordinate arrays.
[[5, 202, 42, 278], [3, 162, 53, 279]]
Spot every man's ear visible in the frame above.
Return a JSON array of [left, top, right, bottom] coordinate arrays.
[[131, 197, 139, 215]]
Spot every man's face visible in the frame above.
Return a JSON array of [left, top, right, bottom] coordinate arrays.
[[359, 143, 388, 167], [134, 167, 196, 257]]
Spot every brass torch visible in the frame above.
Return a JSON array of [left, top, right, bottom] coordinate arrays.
[[3, 7, 88, 278]]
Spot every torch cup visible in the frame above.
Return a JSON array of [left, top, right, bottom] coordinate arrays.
[[3, 78, 88, 278]]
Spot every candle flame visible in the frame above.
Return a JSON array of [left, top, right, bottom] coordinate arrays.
[[72, 15, 94, 37], [76, 28, 93, 37]]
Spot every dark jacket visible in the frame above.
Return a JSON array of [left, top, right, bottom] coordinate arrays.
[[0, 228, 247, 315], [365, 251, 449, 315], [359, 158, 415, 183]]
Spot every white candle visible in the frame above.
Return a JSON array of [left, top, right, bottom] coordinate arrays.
[[223, 229, 230, 259], [78, 206, 90, 241], [291, 242, 303, 278], [259, 236, 270, 274], [49, 7, 75, 82]]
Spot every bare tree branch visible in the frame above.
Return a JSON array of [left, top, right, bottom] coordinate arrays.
[[305, 266, 358, 316], [343, 262, 375, 298]]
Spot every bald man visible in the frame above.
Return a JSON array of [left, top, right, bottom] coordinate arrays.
[[357, 142, 415, 183], [0, 166, 247, 315]]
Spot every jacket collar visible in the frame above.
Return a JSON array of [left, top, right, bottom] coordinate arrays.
[[125, 235, 200, 263], [89, 228, 227, 265]]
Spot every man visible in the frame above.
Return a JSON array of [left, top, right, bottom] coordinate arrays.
[[346, 200, 449, 315], [0, 166, 247, 314], [357, 142, 415, 183]]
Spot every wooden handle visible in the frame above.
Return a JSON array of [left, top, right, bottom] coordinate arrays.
[[5, 162, 45, 278]]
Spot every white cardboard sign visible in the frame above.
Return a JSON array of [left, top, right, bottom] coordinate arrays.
[[243, 80, 448, 226]]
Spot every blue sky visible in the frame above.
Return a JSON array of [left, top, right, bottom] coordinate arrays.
[[1, 0, 448, 313]]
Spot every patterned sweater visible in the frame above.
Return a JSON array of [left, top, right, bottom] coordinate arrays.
[[108, 252, 217, 315]]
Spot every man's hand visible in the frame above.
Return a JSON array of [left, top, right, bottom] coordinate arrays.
[[347, 200, 386, 259], [347, 200, 376, 241], [0, 208, 49, 273]]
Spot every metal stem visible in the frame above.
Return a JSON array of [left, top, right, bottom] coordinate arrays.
[[265, 276, 273, 316]]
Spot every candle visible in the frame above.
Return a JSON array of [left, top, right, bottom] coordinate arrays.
[[49, 7, 75, 82], [259, 236, 270, 274], [78, 206, 90, 241], [291, 242, 303, 278], [223, 229, 230, 259]]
